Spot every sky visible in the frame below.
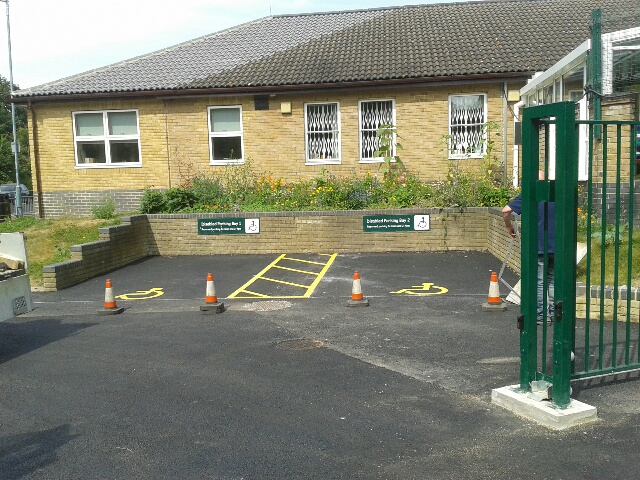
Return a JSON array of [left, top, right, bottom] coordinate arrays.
[[0, 0, 455, 90]]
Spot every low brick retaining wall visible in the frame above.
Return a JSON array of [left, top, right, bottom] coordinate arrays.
[[42, 215, 149, 290], [576, 283, 640, 322], [146, 208, 493, 255], [42, 208, 516, 291]]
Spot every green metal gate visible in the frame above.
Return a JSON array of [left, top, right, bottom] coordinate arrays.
[[520, 101, 640, 408]]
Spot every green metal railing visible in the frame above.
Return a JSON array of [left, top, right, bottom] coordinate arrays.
[[575, 120, 640, 381], [520, 102, 640, 408]]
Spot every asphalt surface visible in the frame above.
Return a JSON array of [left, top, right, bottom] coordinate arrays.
[[2, 252, 640, 479]]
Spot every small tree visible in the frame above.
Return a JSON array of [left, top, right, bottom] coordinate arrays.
[[0, 75, 31, 189]]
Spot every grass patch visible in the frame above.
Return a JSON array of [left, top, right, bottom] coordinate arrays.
[[577, 227, 640, 288], [0, 216, 121, 289]]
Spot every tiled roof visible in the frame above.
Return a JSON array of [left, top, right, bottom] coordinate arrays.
[[15, 0, 639, 99]]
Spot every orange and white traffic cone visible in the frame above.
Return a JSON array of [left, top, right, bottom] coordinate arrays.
[[98, 278, 124, 315], [482, 271, 507, 311], [204, 273, 217, 303], [201, 272, 224, 314], [347, 270, 369, 307]]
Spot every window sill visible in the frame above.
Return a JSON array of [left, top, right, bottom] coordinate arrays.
[[448, 154, 484, 160], [210, 160, 245, 166], [76, 163, 142, 169], [306, 159, 341, 166]]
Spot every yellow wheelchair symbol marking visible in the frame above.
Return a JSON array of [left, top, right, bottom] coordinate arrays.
[[391, 282, 448, 296], [116, 287, 164, 300]]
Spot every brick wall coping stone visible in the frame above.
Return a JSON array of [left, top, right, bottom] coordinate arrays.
[[69, 240, 110, 253], [577, 282, 640, 301]]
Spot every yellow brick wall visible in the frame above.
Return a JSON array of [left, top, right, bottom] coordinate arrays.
[[28, 82, 523, 195], [589, 97, 636, 181], [145, 208, 489, 256], [576, 296, 640, 323], [29, 99, 171, 193]]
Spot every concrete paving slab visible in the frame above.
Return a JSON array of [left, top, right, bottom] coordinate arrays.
[[492, 384, 598, 430]]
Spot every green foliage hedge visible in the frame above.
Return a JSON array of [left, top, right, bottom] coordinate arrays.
[[140, 161, 517, 214]]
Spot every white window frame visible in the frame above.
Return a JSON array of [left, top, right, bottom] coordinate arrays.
[[73, 110, 141, 168], [304, 102, 341, 165], [448, 93, 488, 159], [208, 105, 245, 165], [358, 99, 396, 163]]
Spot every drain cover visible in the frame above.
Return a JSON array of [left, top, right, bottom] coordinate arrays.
[[276, 339, 324, 351], [13, 296, 28, 315]]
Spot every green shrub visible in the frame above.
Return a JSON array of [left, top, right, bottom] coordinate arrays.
[[164, 188, 198, 212], [91, 198, 116, 219], [140, 188, 167, 214]]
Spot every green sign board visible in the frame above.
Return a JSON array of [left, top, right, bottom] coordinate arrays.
[[198, 218, 260, 235], [363, 214, 430, 232]]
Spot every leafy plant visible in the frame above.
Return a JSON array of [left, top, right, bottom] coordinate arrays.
[[374, 124, 404, 180], [432, 122, 515, 207], [140, 187, 167, 214], [91, 198, 116, 219]]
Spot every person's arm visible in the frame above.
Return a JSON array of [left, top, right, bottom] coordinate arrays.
[[502, 204, 517, 238]]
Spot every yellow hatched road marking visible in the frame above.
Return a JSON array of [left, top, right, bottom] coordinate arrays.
[[281, 257, 327, 266], [260, 277, 310, 288], [228, 253, 338, 299], [272, 265, 317, 275], [302, 253, 337, 298]]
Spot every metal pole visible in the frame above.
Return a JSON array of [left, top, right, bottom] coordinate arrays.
[[1, 0, 21, 216]]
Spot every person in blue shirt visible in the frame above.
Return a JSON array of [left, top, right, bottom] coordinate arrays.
[[502, 174, 555, 325]]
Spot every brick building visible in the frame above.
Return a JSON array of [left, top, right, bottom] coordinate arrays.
[[13, 0, 637, 217]]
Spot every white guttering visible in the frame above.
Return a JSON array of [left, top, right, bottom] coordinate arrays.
[[520, 40, 591, 97]]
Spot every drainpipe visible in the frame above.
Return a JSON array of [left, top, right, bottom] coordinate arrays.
[[512, 100, 525, 188], [28, 103, 44, 218], [163, 99, 171, 189], [503, 83, 509, 185]]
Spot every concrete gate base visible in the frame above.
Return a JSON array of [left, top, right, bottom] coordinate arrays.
[[492, 384, 597, 430]]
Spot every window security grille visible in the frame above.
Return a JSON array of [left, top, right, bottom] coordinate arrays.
[[306, 103, 339, 161], [450, 95, 485, 157], [360, 100, 394, 161]]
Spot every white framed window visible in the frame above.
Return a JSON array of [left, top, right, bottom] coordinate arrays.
[[448, 94, 487, 159], [305, 102, 340, 164], [359, 99, 395, 163], [208, 106, 244, 165], [73, 110, 141, 167]]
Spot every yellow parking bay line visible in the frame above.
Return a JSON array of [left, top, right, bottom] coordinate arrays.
[[228, 253, 338, 299]]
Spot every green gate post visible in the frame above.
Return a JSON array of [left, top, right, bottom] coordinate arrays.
[[520, 103, 578, 408], [551, 103, 579, 408], [520, 106, 542, 391]]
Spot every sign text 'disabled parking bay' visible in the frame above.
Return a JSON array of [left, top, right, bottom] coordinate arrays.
[[198, 218, 260, 235]]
